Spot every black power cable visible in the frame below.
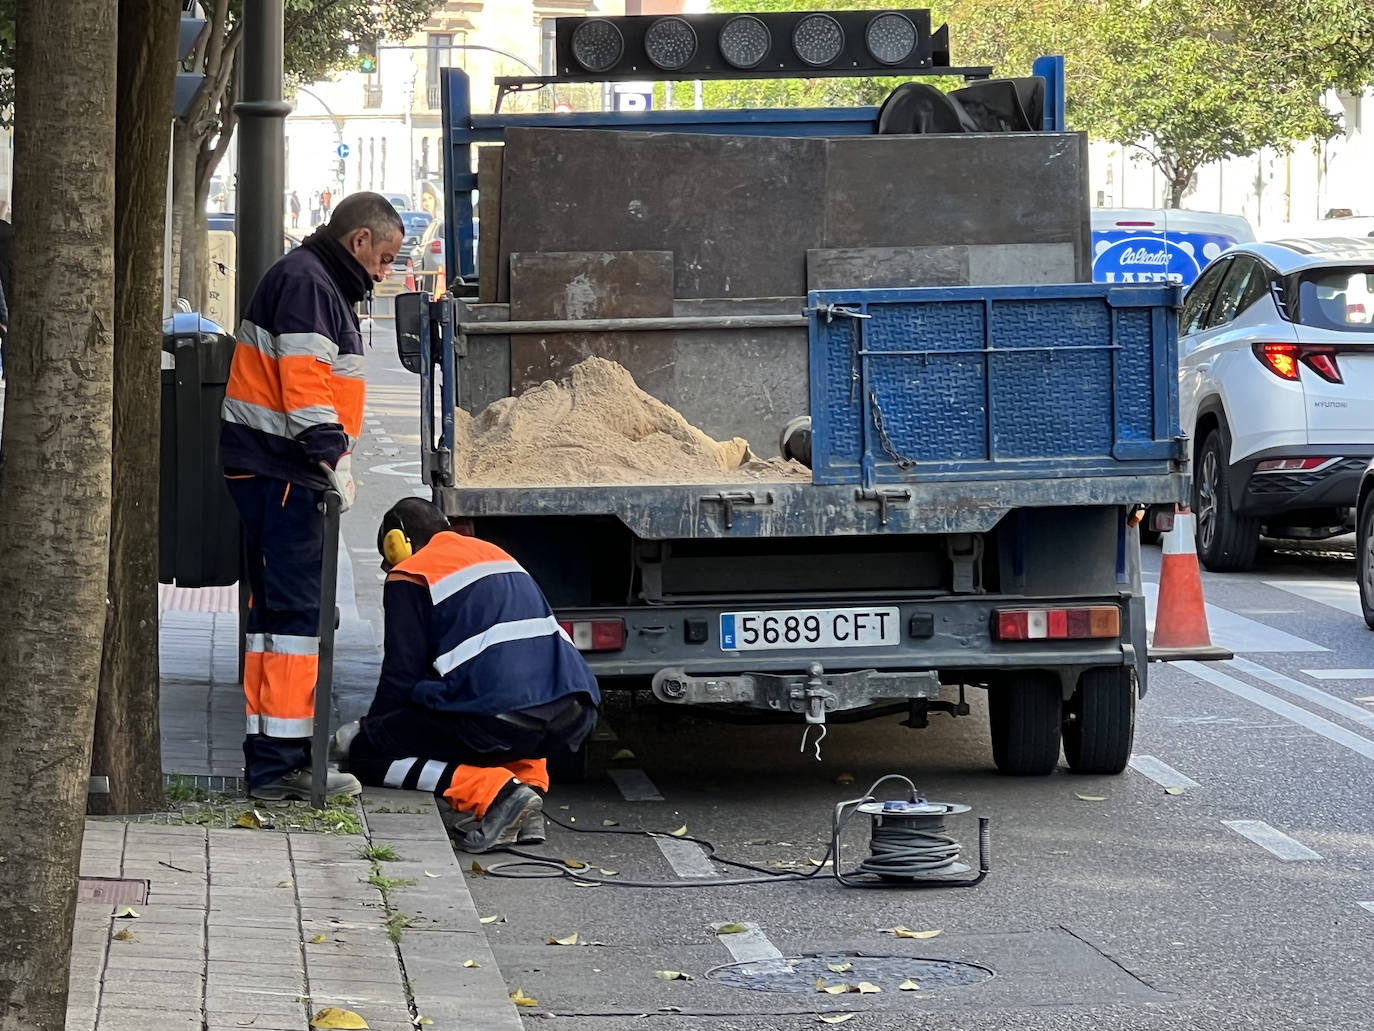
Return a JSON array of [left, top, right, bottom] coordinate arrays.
[[478, 775, 990, 890]]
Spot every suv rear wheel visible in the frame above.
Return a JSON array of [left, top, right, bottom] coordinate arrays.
[[1358, 493, 1374, 631], [1193, 429, 1260, 572]]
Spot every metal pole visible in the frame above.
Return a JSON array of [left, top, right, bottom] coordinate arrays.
[[457, 314, 809, 335], [311, 490, 343, 810], [235, 0, 289, 313]]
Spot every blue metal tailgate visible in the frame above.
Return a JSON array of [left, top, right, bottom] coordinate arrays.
[[808, 283, 1183, 488]]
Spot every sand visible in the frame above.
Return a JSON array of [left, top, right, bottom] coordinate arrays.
[[453, 356, 810, 486]]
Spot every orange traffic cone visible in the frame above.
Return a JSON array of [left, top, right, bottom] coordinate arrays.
[[1150, 506, 1232, 662]]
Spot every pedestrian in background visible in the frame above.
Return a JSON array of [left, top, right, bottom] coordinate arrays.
[[219, 192, 405, 800], [289, 190, 301, 228], [320, 187, 333, 223], [309, 188, 321, 227]]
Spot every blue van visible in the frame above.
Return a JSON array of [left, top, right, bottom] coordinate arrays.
[[1091, 208, 1255, 287]]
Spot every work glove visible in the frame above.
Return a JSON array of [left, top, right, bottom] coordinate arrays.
[[321, 453, 357, 513]]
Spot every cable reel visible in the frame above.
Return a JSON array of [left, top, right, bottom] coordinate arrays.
[[831, 775, 989, 889]]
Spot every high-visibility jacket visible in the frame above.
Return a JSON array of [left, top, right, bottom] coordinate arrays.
[[379, 532, 601, 718], [220, 233, 371, 488]]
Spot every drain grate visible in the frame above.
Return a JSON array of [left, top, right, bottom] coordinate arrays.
[[705, 951, 994, 994]]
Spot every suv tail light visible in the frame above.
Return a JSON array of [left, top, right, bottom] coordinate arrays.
[[993, 606, 1120, 641], [1254, 457, 1334, 472], [1252, 342, 1344, 383], [429, 239, 443, 254], [558, 619, 626, 652]]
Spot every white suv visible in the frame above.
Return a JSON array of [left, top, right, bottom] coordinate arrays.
[[1179, 238, 1374, 571]]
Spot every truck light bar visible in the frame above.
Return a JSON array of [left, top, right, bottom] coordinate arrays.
[[559, 619, 627, 652], [993, 606, 1120, 641]]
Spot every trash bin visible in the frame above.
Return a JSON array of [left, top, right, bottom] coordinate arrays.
[[159, 312, 240, 588]]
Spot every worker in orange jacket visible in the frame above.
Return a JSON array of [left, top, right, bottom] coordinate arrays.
[[220, 192, 405, 799], [335, 498, 602, 851]]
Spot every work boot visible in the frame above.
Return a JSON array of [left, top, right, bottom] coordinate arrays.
[[459, 781, 543, 854], [517, 813, 547, 846], [439, 806, 480, 837], [329, 720, 361, 770], [249, 767, 362, 801]]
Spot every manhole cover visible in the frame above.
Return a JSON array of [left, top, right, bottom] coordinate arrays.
[[705, 951, 994, 994]]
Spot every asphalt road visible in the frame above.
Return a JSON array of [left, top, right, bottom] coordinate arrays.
[[345, 324, 1374, 1030]]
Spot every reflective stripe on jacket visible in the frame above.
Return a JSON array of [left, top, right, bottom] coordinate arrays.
[[220, 246, 365, 487], [384, 532, 601, 717]]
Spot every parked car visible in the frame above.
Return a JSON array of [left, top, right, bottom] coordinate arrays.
[[1092, 208, 1255, 288], [1180, 237, 1374, 571], [384, 192, 412, 212], [393, 211, 432, 273]]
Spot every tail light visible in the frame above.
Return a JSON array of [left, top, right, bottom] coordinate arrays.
[[558, 619, 626, 652], [1253, 342, 1343, 383], [1254, 457, 1334, 473], [993, 606, 1120, 641], [429, 239, 443, 254]]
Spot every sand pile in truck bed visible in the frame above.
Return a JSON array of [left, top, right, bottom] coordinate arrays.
[[453, 356, 810, 486]]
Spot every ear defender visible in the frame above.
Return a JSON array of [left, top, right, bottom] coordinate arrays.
[[382, 528, 413, 567]]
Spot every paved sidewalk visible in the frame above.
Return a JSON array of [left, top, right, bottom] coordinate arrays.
[[64, 579, 523, 1031]]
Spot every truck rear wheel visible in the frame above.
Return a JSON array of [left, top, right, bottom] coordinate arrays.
[[988, 673, 1062, 775], [1063, 666, 1135, 774]]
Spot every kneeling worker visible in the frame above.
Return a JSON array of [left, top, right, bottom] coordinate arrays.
[[339, 498, 601, 851]]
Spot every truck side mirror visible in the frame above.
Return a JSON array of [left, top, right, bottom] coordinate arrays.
[[395, 291, 426, 374]]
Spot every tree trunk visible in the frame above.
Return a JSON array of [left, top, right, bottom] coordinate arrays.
[[172, 120, 208, 312], [91, 0, 179, 817], [0, 0, 118, 1027]]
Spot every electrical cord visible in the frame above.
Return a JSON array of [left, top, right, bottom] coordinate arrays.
[[477, 775, 989, 890]]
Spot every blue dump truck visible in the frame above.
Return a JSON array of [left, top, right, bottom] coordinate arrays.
[[396, 11, 1194, 776]]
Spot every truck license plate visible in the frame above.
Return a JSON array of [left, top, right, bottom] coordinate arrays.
[[719, 607, 900, 652]]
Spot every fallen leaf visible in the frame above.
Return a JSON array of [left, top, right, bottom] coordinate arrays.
[[559, 805, 571, 810], [1075, 793, 1107, 802], [464, 959, 480, 968], [470, 861, 486, 876], [653, 970, 693, 981], [826, 962, 853, 973], [891, 927, 942, 940], [309, 933, 327, 944], [717, 923, 749, 935], [417, 1019, 434, 1027], [310, 1008, 369, 1029], [277, 880, 293, 888], [899, 980, 921, 991], [547, 933, 579, 946], [598, 869, 619, 877], [671, 825, 688, 837], [424, 871, 440, 878], [573, 880, 601, 889], [660, 1006, 683, 1013], [834, 772, 856, 785], [611, 748, 636, 761], [235, 810, 263, 829], [509, 989, 539, 1008], [855, 981, 882, 994], [808, 858, 833, 867], [113, 906, 139, 919], [818, 1016, 855, 1025], [819, 983, 849, 995], [602, 819, 619, 827], [112, 928, 135, 942], [1164, 786, 1187, 795], [479, 914, 506, 925], [564, 859, 587, 870]]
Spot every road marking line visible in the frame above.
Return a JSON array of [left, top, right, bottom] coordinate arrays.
[[377, 436, 394, 444], [1262, 579, 1363, 618], [714, 922, 783, 963], [1228, 657, 1374, 730], [608, 768, 663, 802], [1302, 669, 1374, 681], [1144, 583, 1327, 653], [655, 837, 717, 879], [1358, 902, 1374, 916], [1128, 755, 1201, 790], [1179, 661, 1374, 763], [1221, 820, 1323, 861]]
